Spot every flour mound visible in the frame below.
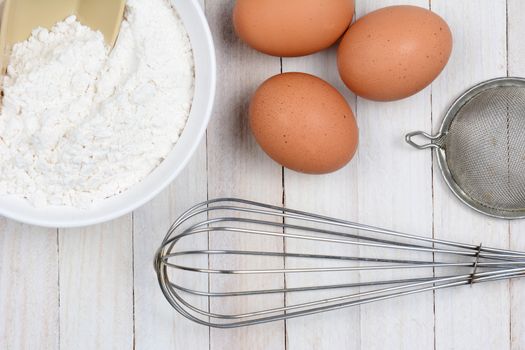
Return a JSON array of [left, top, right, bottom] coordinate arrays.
[[0, 0, 194, 207]]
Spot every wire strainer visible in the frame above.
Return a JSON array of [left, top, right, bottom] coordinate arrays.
[[406, 77, 525, 219]]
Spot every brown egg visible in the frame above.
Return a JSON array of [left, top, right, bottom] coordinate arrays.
[[250, 73, 359, 174], [337, 5, 453, 101], [233, 0, 355, 57]]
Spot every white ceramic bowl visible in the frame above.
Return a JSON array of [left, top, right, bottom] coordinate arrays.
[[0, 0, 216, 228]]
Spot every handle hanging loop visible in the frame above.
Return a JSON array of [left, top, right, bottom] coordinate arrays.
[[405, 131, 443, 150]]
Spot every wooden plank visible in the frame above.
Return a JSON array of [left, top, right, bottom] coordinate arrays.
[[133, 140, 209, 350], [205, 0, 284, 349], [0, 223, 59, 349], [281, 49, 361, 349], [132, 0, 209, 348], [57, 0, 209, 347], [431, 1, 510, 349], [352, 1, 435, 349], [59, 218, 134, 350], [0, 1, 59, 349], [507, 1, 525, 348]]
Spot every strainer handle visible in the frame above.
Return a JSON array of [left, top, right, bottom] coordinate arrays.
[[405, 131, 442, 150]]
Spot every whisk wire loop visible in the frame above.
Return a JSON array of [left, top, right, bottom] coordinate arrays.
[[155, 198, 525, 328]]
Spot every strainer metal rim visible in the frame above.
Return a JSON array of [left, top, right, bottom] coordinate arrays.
[[406, 77, 525, 220]]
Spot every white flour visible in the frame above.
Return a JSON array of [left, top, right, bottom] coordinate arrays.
[[0, 0, 194, 207]]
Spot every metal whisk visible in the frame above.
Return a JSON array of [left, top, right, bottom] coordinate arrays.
[[154, 198, 525, 328]]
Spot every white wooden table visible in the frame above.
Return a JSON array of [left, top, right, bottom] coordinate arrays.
[[1, 0, 525, 349]]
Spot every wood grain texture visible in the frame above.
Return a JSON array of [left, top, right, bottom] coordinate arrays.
[[507, 1, 525, 348], [0, 4, 60, 350], [133, 140, 209, 350], [282, 48, 361, 350], [0, 223, 58, 350], [3, 1, 525, 349], [132, 0, 209, 348], [431, 1, 510, 349], [58, 218, 133, 350], [204, 1, 284, 349], [353, 1, 434, 349]]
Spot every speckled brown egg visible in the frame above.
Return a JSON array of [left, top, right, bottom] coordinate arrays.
[[337, 5, 453, 101], [233, 0, 355, 57], [249, 72, 358, 174]]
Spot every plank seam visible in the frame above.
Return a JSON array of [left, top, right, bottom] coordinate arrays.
[[428, 1, 437, 349], [131, 212, 136, 350], [203, 0, 211, 344], [280, 56, 288, 350], [56, 228, 61, 350], [506, 2, 513, 348]]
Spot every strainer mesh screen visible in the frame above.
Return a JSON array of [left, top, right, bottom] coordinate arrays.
[[445, 86, 525, 211]]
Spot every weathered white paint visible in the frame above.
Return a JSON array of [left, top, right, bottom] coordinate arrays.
[[354, 1, 434, 349], [59, 218, 134, 350], [0, 1, 522, 349], [507, 1, 525, 348], [132, 140, 209, 350], [282, 48, 361, 349], [130, 1, 210, 348], [0, 223, 58, 350], [205, 1, 285, 349], [431, 1, 511, 349]]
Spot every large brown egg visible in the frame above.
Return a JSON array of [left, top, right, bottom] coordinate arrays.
[[250, 73, 358, 174], [233, 0, 355, 57], [337, 5, 452, 101]]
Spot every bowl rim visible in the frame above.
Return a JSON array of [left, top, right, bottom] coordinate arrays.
[[0, 0, 216, 228]]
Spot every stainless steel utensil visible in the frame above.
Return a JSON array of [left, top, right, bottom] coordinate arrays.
[[155, 198, 525, 328], [407, 77, 525, 219]]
